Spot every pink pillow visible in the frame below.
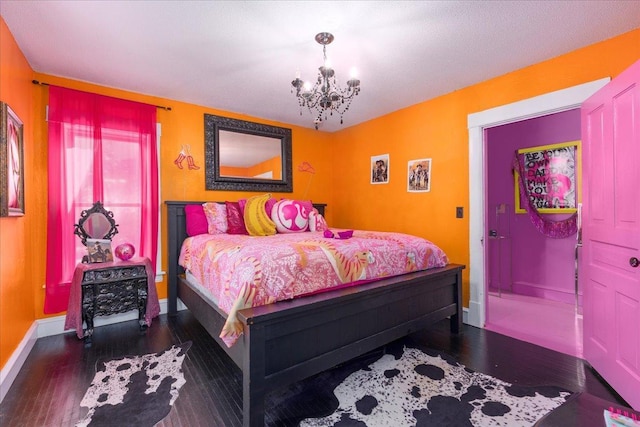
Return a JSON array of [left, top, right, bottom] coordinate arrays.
[[225, 201, 248, 235], [271, 199, 313, 233], [309, 209, 328, 232], [238, 198, 247, 215], [202, 202, 228, 234], [265, 197, 277, 217], [185, 204, 209, 236]]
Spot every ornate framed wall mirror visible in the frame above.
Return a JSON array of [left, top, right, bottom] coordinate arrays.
[[204, 114, 293, 192], [74, 201, 119, 246]]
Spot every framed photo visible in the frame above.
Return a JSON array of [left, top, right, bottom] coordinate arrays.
[[86, 239, 114, 263], [371, 154, 389, 184], [407, 158, 432, 192], [514, 140, 579, 214], [0, 102, 25, 217]]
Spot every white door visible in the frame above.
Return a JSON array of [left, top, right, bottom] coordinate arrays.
[[581, 59, 640, 410]]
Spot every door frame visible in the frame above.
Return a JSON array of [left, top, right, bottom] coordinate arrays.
[[465, 78, 609, 328]]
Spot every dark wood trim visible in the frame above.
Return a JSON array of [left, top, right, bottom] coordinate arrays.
[[165, 200, 464, 427]]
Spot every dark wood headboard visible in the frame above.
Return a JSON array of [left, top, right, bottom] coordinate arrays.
[[164, 201, 326, 315]]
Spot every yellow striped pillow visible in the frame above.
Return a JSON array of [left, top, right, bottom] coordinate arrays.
[[243, 193, 277, 236]]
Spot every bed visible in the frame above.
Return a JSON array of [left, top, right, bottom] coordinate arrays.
[[166, 201, 465, 427]]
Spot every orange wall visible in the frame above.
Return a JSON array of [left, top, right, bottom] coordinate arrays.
[[0, 17, 38, 369], [330, 28, 640, 306], [248, 156, 282, 179], [1, 14, 638, 370]]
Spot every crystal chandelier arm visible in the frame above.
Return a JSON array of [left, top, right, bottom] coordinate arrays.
[[291, 32, 361, 129]]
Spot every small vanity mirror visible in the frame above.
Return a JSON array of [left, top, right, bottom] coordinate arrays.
[[205, 114, 293, 192], [74, 201, 119, 246]]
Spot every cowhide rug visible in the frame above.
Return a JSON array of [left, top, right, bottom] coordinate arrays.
[[76, 341, 191, 427], [298, 347, 572, 427]]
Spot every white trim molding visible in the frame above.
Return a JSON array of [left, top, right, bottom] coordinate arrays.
[[0, 298, 186, 403], [466, 78, 609, 329], [0, 323, 37, 403]]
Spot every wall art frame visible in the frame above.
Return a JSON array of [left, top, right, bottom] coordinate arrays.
[[204, 114, 293, 193], [370, 154, 389, 184], [514, 140, 579, 214], [0, 102, 25, 217], [407, 158, 432, 192]]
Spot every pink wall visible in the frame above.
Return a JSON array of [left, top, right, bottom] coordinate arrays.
[[486, 109, 581, 305]]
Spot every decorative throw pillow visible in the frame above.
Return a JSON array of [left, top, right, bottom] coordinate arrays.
[[184, 204, 209, 236], [309, 208, 329, 232], [202, 202, 228, 234], [225, 201, 248, 235], [240, 196, 277, 218], [243, 193, 277, 236], [238, 198, 247, 215], [271, 199, 312, 233], [265, 197, 277, 218]]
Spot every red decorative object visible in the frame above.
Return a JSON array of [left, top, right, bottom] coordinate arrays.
[[114, 243, 136, 261]]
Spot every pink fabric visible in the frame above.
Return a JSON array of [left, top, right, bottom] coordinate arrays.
[[45, 86, 158, 314], [309, 209, 329, 232], [179, 230, 448, 347], [225, 201, 248, 234], [513, 151, 577, 238], [64, 257, 160, 338], [185, 204, 208, 236], [265, 197, 277, 217], [202, 202, 228, 234], [238, 198, 247, 215]]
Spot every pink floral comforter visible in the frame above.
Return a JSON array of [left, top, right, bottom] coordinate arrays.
[[179, 230, 448, 347]]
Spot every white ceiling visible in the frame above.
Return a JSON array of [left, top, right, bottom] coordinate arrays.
[[1, 1, 639, 132]]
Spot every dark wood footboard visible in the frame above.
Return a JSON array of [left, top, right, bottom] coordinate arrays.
[[166, 201, 464, 427]]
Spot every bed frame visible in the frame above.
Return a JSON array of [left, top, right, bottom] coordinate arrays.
[[166, 201, 465, 427]]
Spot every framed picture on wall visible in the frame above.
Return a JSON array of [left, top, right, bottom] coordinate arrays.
[[0, 102, 25, 217], [407, 158, 432, 192], [514, 140, 579, 214], [371, 154, 389, 184]]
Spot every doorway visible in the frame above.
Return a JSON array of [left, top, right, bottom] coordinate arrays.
[[483, 110, 582, 357], [466, 78, 610, 354]]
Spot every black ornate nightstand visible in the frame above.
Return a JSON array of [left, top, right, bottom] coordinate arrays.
[[81, 263, 149, 338], [65, 257, 160, 341]]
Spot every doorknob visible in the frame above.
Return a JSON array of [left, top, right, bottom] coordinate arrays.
[[631, 257, 640, 268]]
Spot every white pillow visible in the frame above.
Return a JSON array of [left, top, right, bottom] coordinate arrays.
[[271, 199, 311, 233], [309, 209, 328, 232]]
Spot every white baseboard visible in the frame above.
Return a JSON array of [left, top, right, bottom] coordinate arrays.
[[462, 307, 470, 325], [0, 298, 186, 403], [0, 322, 37, 403], [465, 300, 483, 328]]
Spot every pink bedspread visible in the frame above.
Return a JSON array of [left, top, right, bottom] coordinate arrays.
[[179, 230, 448, 347]]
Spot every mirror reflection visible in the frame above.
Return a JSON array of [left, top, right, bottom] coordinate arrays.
[[84, 212, 113, 238], [74, 201, 119, 246], [205, 114, 293, 192], [218, 130, 282, 180]]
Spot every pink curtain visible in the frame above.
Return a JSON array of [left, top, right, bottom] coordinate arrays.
[[44, 86, 158, 314]]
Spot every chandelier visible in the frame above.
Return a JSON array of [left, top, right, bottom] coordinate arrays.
[[291, 32, 361, 130]]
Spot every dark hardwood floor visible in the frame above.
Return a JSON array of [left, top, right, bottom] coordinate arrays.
[[0, 311, 629, 427]]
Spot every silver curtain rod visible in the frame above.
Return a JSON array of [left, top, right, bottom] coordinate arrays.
[[32, 80, 172, 111]]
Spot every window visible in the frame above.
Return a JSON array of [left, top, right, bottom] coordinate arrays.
[[44, 86, 158, 314]]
